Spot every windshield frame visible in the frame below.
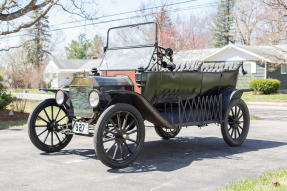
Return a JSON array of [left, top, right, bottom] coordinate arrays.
[[105, 22, 158, 50], [98, 22, 159, 71]]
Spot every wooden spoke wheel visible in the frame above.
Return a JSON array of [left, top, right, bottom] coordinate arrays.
[[28, 99, 73, 153], [94, 104, 145, 169], [221, 99, 250, 146], [154, 126, 181, 139]]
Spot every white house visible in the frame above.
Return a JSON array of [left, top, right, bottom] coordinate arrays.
[[44, 57, 101, 88]]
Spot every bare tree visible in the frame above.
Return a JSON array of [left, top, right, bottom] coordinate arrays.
[[0, 0, 97, 36], [135, 0, 212, 51], [233, 0, 265, 45], [257, 6, 287, 45], [265, 0, 287, 10], [176, 15, 211, 50]]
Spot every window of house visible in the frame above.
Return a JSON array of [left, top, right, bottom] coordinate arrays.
[[281, 64, 287, 74], [250, 62, 257, 74], [243, 62, 257, 74]]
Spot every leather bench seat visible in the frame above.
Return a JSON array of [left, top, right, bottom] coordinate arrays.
[[146, 61, 242, 72]]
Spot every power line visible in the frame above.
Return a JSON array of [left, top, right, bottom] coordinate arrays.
[[49, 2, 218, 31], [1, 0, 200, 39], [50, 0, 200, 27], [0, 1, 218, 40]]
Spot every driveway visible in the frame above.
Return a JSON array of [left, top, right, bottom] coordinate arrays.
[[247, 101, 287, 121], [0, 118, 287, 191]]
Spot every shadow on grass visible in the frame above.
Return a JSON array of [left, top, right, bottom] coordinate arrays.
[[0, 120, 27, 130], [41, 137, 287, 173]]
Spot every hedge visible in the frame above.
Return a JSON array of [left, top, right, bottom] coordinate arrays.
[[249, 79, 280, 94]]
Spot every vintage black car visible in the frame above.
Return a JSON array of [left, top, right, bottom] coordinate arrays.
[[28, 22, 250, 168]]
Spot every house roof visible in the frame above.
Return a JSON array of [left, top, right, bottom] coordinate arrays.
[[49, 57, 101, 72], [239, 45, 287, 63], [53, 58, 88, 70], [80, 59, 102, 71], [173, 48, 219, 65], [203, 44, 287, 64]]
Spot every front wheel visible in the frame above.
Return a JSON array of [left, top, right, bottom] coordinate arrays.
[[94, 103, 145, 169], [28, 99, 73, 153], [221, 99, 250, 146]]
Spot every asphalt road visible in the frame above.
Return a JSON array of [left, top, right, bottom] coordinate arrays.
[[247, 102, 287, 121], [1, 116, 287, 191]]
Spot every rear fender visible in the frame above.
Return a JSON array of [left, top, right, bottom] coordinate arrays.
[[221, 88, 251, 117], [101, 90, 176, 129]]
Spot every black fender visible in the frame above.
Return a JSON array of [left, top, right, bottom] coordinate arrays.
[[39, 89, 74, 116], [101, 90, 176, 129], [221, 88, 251, 118]]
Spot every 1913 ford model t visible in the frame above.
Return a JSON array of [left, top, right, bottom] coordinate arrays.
[[28, 22, 250, 168]]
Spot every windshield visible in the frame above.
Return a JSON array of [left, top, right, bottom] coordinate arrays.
[[107, 22, 157, 49], [99, 22, 157, 71]]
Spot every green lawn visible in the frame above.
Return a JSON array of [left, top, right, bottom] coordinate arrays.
[[0, 120, 27, 130], [242, 92, 287, 102], [250, 115, 261, 120], [1, 99, 67, 130], [220, 169, 287, 191]]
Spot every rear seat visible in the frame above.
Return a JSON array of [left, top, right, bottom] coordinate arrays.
[[146, 61, 242, 72], [200, 62, 242, 72], [175, 60, 203, 71]]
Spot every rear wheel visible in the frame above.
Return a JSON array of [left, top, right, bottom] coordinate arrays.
[[94, 103, 145, 169], [154, 126, 181, 139], [28, 99, 73, 153], [221, 99, 250, 146]]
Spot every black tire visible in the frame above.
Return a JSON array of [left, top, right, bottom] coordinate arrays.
[[221, 98, 250, 146], [28, 99, 73, 153], [154, 126, 181, 139], [94, 103, 145, 169]]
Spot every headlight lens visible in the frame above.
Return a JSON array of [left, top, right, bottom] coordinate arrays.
[[89, 90, 100, 108], [55, 90, 65, 105]]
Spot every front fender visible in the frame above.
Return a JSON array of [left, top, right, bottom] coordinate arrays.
[[39, 89, 74, 116], [101, 90, 176, 129]]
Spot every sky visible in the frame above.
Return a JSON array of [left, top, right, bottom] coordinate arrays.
[[0, 0, 218, 57]]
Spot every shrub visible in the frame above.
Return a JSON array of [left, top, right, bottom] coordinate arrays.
[[0, 74, 15, 110], [249, 79, 280, 94]]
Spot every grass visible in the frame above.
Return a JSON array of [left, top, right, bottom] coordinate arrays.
[[0, 120, 27, 130], [242, 92, 287, 102], [220, 169, 287, 191], [1, 99, 67, 130], [7, 100, 39, 113], [250, 115, 261, 120], [0, 100, 39, 130]]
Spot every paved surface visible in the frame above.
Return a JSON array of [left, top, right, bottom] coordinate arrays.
[[247, 101, 287, 121], [1, 117, 287, 191]]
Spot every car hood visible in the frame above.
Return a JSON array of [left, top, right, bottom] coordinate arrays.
[[70, 75, 134, 91]]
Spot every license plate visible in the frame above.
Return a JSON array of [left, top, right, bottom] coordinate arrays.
[[72, 121, 89, 135]]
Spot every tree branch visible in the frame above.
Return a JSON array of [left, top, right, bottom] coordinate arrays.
[[0, 2, 55, 35], [0, 0, 53, 21], [0, 40, 33, 51]]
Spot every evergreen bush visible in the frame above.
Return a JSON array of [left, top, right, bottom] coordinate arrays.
[[249, 79, 280, 94], [0, 75, 15, 110]]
